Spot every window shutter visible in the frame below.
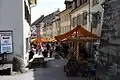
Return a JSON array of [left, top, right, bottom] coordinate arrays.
[[80, 14, 82, 25]]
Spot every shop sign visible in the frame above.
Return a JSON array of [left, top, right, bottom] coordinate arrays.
[[0, 31, 13, 54]]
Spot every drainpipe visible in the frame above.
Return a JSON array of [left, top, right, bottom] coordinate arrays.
[[30, 2, 32, 49], [69, 13, 72, 30], [88, 0, 93, 56], [89, 0, 91, 32]]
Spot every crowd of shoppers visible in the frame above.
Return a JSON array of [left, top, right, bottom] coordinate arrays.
[[28, 42, 71, 61]]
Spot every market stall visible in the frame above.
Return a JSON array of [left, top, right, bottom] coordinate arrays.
[[55, 25, 100, 77], [55, 25, 99, 59], [31, 37, 56, 48]]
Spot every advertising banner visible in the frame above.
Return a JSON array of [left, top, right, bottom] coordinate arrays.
[[0, 31, 13, 54]]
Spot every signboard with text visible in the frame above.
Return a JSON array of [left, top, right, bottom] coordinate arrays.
[[0, 31, 13, 54]]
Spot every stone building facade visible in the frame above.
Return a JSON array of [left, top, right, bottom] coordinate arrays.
[[31, 15, 44, 38], [90, 0, 105, 36], [59, 0, 73, 34], [52, 15, 60, 37], [42, 10, 60, 38], [98, 0, 120, 79], [0, 0, 37, 64], [70, 0, 89, 30]]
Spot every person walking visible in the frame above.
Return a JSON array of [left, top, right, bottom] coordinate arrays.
[[46, 43, 50, 51], [42, 49, 48, 58], [29, 49, 34, 61]]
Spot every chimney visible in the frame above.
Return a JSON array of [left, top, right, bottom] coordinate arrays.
[[64, 0, 73, 9]]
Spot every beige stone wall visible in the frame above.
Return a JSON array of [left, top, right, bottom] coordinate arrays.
[[52, 19, 60, 37], [99, 0, 120, 79], [90, 0, 105, 36], [46, 24, 53, 38], [59, 8, 72, 34], [0, 0, 31, 64], [70, 3, 89, 30]]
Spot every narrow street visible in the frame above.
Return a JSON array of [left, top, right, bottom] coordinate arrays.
[[0, 59, 86, 80]]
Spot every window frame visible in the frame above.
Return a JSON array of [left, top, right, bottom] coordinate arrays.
[[83, 11, 87, 25]]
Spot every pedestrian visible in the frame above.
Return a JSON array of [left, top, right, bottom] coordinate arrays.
[[62, 42, 69, 58], [55, 43, 60, 52], [46, 43, 50, 51], [42, 49, 48, 58], [49, 47, 53, 58], [29, 49, 34, 61]]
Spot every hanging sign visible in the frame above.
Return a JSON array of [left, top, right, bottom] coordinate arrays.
[[0, 31, 13, 54]]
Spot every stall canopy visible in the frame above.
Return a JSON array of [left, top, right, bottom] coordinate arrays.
[[31, 37, 56, 44], [55, 25, 100, 41]]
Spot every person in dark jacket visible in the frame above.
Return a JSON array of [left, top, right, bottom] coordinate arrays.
[[55, 43, 60, 53], [46, 43, 50, 51], [62, 42, 69, 58], [29, 50, 34, 60], [42, 49, 48, 57]]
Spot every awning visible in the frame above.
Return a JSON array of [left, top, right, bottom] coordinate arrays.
[[55, 25, 100, 41], [31, 37, 56, 44]]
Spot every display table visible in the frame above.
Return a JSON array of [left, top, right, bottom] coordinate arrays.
[[29, 54, 47, 68]]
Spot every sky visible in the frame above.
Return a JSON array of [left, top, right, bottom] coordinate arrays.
[[31, 0, 65, 23]]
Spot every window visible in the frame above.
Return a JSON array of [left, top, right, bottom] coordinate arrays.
[[66, 14, 67, 21], [83, 11, 87, 25], [24, 1, 31, 25], [72, 17, 77, 27], [77, 0, 80, 7], [79, 15, 82, 25], [92, 0, 99, 6], [26, 38, 29, 53], [79, 0, 88, 6], [81, 14, 84, 25], [75, 0, 77, 8], [77, 15, 81, 25], [71, 19, 73, 27], [61, 16, 63, 22], [73, 18, 75, 27], [77, 15, 80, 25], [92, 13, 98, 28], [67, 14, 69, 21], [83, 0, 88, 3]]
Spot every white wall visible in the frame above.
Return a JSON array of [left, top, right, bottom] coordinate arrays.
[[23, 19, 30, 64], [52, 21, 57, 37], [90, 0, 105, 36], [0, 0, 31, 64], [70, 4, 90, 30], [46, 25, 52, 38], [40, 22, 45, 37], [31, 25, 37, 37], [60, 9, 72, 34], [23, 0, 31, 64], [0, 0, 23, 62]]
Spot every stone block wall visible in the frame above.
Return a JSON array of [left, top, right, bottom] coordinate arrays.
[[98, 0, 120, 80]]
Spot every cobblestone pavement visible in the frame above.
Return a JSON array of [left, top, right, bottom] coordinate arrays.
[[0, 59, 87, 80]]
